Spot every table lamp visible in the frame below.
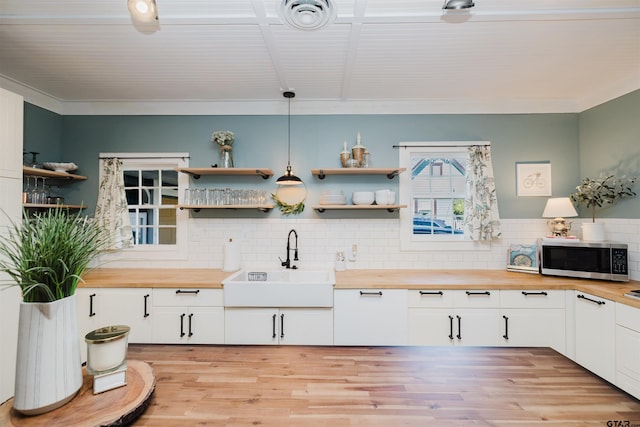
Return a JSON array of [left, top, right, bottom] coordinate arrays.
[[542, 197, 578, 237]]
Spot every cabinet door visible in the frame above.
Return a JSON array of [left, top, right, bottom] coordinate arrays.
[[0, 88, 23, 180], [76, 288, 100, 363], [454, 309, 501, 346], [93, 289, 153, 344], [188, 307, 224, 344], [500, 309, 566, 353], [225, 308, 279, 345], [152, 306, 191, 344], [279, 308, 333, 345], [334, 289, 408, 346], [615, 303, 640, 399], [409, 308, 455, 346], [575, 291, 615, 383]]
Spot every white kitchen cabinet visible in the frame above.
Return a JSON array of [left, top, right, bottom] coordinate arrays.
[[224, 307, 333, 345], [77, 288, 153, 362], [500, 290, 566, 353], [151, 288, 224, 344], [334, 289, 408, 346], [409, 290, 501, 346], [0, 88, 23, 403], [615, 302, 640, 399], [574, 291, 615, 384]]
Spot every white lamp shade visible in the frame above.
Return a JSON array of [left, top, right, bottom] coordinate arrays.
[[542, 197, 578, 218], [128, 0, 158, 24]]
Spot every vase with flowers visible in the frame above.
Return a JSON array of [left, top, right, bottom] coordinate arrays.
[[212, 130, 235, 168], [569, 174, 636, 241]]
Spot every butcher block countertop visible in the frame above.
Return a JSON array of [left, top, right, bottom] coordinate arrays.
[[80, 268, 640, 309]]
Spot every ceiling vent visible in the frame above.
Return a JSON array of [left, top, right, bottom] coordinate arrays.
[[279, 0, 337, 31]]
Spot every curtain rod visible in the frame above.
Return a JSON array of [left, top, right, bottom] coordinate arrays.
[[393, 142, 490, 149], [99, 153, 190, 160]]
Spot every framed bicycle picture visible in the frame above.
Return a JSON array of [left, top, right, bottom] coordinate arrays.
[[516, 161, 551, 197]]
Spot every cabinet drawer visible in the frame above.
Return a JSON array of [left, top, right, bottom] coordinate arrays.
[[500, 290, 564, 309], [453, 290, 499, 308], [153, 288, 223, 307], [617, 303, 640, 332], [408, 290, 454, 308]]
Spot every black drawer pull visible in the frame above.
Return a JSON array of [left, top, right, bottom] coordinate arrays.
[[180, 313, 186, 337], [522, 291, 548, 296], [448, 315, 454, 340], [188, 313, 194, 337], [465, 291, 490, 296], [419, 291, 443, 296], [577, 294, 605, 305], [143, 294, 150, 318], [272, 314, 277, 339], [360, 291, 383, 296], [89, 293, 96, 317], [503, 315, 509, 340], [176, 289, 200, 295], [456, 315, 462, 340], [280, 313, 285, 339]]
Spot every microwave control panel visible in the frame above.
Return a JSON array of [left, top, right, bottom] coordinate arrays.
[[612, 247, 628, 275]]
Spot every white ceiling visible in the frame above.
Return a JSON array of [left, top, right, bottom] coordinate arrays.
[[0, 0, 639, 115]]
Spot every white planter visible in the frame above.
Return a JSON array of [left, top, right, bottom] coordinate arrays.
[[13, 294, 82, 415], [582, 222, 606, 242]]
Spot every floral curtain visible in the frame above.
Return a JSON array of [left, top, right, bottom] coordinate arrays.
[[464, 145, 501, 240], [95, 158, 134, 249]]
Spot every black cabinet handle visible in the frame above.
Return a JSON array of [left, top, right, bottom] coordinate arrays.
[[89, 293, 96, 317], [465, 291, 490, 296], [577, 294, 606, 305], [448, 315, 454, 340], [180, 313, 186, 337], [188, 313, 194, 337], [456, 315, 462, 340], [280, 313, 285, 339], [143, 294, 150, 318], [360, 291, 383, 296], [419, 291, 443, 296], [176, 289, 200, 295], [503, 315, 509, 340], [522, 291, 548, 296], [272, 314, 277, 339]]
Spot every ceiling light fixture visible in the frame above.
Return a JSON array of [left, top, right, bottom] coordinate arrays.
[[128, 0, 159, 33], [276, 91, 303, 185], [280, 0, 337, 31], [442, 0, 475, 10]]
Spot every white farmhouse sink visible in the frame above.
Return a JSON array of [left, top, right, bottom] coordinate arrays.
[[222, 269, 335, 307]]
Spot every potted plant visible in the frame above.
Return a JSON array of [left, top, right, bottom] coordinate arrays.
[[569, 174, 636, 241], [0, 208, 108, 415]]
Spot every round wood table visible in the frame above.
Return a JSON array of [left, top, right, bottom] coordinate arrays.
[[0, 360, 155, 427]]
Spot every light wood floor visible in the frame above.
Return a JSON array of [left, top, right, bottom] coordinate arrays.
[[127, 345, 640, 426]]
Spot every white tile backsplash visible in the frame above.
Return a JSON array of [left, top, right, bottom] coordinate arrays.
[[179, 217, 639, 280]]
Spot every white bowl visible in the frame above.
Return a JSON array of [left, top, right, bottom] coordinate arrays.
[[352, 191, 374, 205], [43, 162, 78, 173]]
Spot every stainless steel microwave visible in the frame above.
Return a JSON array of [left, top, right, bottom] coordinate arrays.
[[538, 239, 629, 282]]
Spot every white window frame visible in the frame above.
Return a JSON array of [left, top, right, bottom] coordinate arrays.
[[98, 152, 190, 262], [399, 142, 491, 252]]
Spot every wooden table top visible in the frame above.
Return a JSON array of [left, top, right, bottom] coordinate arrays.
[[79, 268, 640, 309]]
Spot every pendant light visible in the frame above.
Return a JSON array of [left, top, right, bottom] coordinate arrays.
[[442, 0, 475, 10], [276, 91, 303, 185]]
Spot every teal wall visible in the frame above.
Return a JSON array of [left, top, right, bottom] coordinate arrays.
[[24, 92, 640, 220], [56, 113, 579, 219], [578, 90, 640, 219]]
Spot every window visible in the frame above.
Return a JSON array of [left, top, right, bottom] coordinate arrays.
[[399, 142, 493, 251], [99, 153, 189, 258]]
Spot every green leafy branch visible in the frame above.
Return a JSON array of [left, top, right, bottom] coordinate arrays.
[[271, 193, 305, 215]]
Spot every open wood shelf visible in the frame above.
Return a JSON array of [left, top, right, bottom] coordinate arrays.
[[23, 166, 87, 181], [175, 167, 273, 180], [311, 168, 406, 180], [23, 203, 86, 210], [177, 204, 273, 212], [312, 204, 406, 213]]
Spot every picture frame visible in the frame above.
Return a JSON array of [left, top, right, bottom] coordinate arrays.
[[506, 243, 539, 274], [516, 161, 551, 197]]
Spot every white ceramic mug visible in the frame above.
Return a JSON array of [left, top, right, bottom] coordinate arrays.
[[387, 191, 396, 205]]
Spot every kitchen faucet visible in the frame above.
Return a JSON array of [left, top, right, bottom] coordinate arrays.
[[280, 229, 299, 269]]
